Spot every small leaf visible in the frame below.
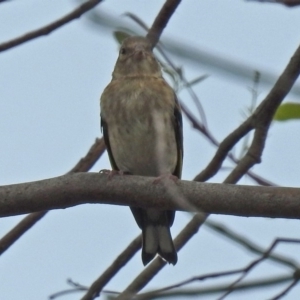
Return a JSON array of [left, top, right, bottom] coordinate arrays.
[[113, 31, 132, 45], [274, 102, 300, 121], [162, 66, 178, 83]]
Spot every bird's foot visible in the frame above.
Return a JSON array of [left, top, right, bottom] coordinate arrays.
[[153, 173, 179, 185]]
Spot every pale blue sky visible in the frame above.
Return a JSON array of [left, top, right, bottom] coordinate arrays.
[[1, 1, 300, 299]]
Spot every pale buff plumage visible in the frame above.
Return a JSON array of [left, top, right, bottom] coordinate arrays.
[[100, 36, 183, 265]]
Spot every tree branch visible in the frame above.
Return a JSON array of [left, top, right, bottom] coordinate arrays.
[[146, 0, 181, 47], [80, 235, 142, 300], [2, 172, 300, 219], [225, 42, 300, 183], [248, 0, 300, 7], [0, 0, 102, 53], [136, 275, 293, 299], [0, 138, 106, 255], [205, 220, 298, 269]]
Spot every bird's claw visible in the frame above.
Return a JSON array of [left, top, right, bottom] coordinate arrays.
[[153, 173, 179, 185]]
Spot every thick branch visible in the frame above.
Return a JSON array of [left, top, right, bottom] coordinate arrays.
[[0, 0, 102, 52], [0, 138, 105, 255], [1, 173, 300, 219]]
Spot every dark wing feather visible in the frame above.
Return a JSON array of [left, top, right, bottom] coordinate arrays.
[[167, 95, 183, 226], [172, 95, 183, 179], [101, 116, 119, 171]]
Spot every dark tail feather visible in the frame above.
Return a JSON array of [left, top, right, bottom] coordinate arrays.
[[142, 225, 177, 266], [142, 225, 158, 266], [157, 225, 177, 265]]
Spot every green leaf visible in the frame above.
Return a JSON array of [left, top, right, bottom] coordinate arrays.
[[113, 31, 132, 45], [274, 102, 300, 121]]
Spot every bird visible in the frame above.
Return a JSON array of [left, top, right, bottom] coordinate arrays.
[[100, 36, 183, 266]]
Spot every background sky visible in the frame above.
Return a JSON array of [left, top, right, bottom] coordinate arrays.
[[1, 1, 300, 299]]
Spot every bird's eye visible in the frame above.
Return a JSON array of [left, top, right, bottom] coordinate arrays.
[[120, 47, 126, 55]]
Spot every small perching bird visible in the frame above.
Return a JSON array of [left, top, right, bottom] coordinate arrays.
[[100, 36, 183, 266]]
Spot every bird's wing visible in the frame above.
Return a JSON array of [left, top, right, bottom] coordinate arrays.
[[101, 116, 145, 228], [166, 95, 183, 227], [101, 116, 119, 171], [173, 94, 183, 179]]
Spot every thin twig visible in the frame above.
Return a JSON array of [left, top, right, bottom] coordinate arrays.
[[80, 235, 142, 300], [0, 211, 47, 255], [136, 238, 300, 300], [225, 43, 300, 183], [196, 44, 300, 184], [194, 118, 253, 182], [49, 279, 88, 299], [247, 0, 300, 7], [135, 268, 245, 299], [125, 13, 208, 127], [3, 173, 300, 218], [217, 238, 300, 299], [136, 275, 292, 299], [179, 78, 274, 185], [0, 138, 106, 256], [0, 0, 102, 52], [205, 220, 298, 269], [146, 0, 181, 48], [269, 279, 299, 300]]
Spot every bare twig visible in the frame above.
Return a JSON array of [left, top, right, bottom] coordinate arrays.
[[0, 138, 106, 256], [49, 279, 88, 299], [269, 279, 299, 300], [136, 275, 292, 299], [195, 119, 253, 181], [217, 238, 300, 299], [225, 43, 300, 183], [205, 220, 298, 269], [0, 211, 47, 255], [247, 0, 300, 7], [69, 138, 106, 173], [146, 0, 181, 48], [210, 43, 300, 298], [136, 268, 246, 299], [180, 98, 276, 186], [80, 235, 142, 300], [0, 0, 102, 52], [195, 43, 300, 184]]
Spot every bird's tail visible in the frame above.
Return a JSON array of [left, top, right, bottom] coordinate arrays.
[[142, 224, 177, 266]]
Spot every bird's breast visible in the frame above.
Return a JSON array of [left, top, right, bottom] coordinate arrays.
[[101, 77, 178, 176]]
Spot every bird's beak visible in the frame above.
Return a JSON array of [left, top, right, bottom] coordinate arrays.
[[133, 44, 146, 60]]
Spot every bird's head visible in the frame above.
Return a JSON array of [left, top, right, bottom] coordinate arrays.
[[112, 36, 162, 79]]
